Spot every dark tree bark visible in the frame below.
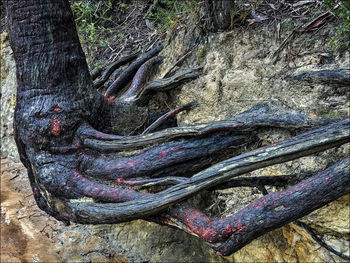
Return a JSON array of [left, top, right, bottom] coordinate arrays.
[[203, 0, 235, 31], [4, 0, 350, 256]]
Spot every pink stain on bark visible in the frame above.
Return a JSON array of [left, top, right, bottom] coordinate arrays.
[[33, 187, 39, 196], [249, 198, 268, 209], [51, 117, 61, 136], [127, 161, 136, 167], [104, 96, 115, 104], [159, 150, 167, 159]]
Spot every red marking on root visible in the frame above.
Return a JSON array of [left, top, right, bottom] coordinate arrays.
[[33, 187, 39, 197], [126, 180, 140, 185], [159, 150, 167, 159], [203, 228, 217, 237], [115, 178, 140, 185], [53, 107, 61, 112], [249, 198, 268, 209], [104, 96, 115, 104], [236, 220, 242, 229], [127, 161, 136, 167], [255, 145, 267, 150], [256, 141, 280, 150], [104, 90, 115, 104], [240, 225, 247, 231], [51, 118, 61, 136], [108, 193, 117, 199]]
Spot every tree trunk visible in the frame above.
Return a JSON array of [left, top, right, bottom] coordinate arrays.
[[7, 0, 95, 151], [5, 0, 101, 221], [203, 0, 235, 31]]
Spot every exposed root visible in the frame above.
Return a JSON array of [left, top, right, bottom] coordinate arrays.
[[6, 0, 349, 256], [212, 175, 291, 190], [294, 220, 350, 261], [79, 105, 321, 151], [136, 65, 204, 101], [53, 120, 349, 225], [41, 157, 348, 253], [115, 177, 187, 188], [93, 52, 139, 89], [79, 133, 249, 180], [119, 56, 164, 102], [142, 101, 198, 134], [104, 45, 163, 102], [212, 159, 349, 256], [163, 50, 192, 78]]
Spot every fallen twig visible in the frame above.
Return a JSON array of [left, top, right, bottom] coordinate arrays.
[[302, 12, 331, 32], [271, 11, 331, 64], [271, 25, 302, 64], [163, 50, 192, 78], [142, 101, 198, 134], [294, 220, 350, 261]]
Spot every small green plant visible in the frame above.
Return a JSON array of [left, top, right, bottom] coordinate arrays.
[[120, 3, 128, 9], [148, 0, 200, 37], [323, 0, 350, 51], [70, 0, 113, 57], [94, 61, 103, 68]]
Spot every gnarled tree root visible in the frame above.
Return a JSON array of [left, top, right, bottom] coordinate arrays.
[[5, 0, 350, 257], [59, 119, 349, 224]]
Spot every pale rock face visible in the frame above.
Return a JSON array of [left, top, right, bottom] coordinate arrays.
[[1, 32, 19, 160]]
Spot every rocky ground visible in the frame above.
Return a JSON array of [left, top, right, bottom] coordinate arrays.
[[1, 155, 132, 262], [1, 156, 61, 262]]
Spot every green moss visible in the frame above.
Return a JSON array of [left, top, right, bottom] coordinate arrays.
[[196, 44, 209, 64], [323, 0, 350, 51], [315, 106, 343, 119], [281, 18, 294, 31]]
